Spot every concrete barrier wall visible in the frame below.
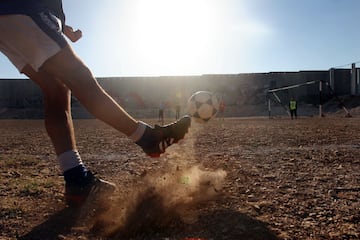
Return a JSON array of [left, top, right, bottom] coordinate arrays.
[[0, 69, 354, 118]]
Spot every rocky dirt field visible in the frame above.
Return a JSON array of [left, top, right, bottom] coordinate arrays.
[[0, 116, 359, 240]]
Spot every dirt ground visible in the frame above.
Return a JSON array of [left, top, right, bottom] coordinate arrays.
[[0, 116, 359, 240]]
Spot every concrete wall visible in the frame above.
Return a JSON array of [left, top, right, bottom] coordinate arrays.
[[0, 79, 42, 108], [0, 68, 355, 118]]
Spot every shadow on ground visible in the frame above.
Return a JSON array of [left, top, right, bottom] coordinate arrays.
[[19, 207, 278, 240], [19, 207, 81, 240]]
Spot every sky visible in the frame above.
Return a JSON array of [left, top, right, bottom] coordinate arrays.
[[1, 0, 360, 79]]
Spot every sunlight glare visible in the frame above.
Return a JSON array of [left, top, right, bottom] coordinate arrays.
[[128, 0, 221, 75]]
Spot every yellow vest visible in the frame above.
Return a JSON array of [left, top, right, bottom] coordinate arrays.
[[289, 100, 297, 110]]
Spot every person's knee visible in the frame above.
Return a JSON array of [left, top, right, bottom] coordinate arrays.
[[41, 82, 71, 114], [45, 84, 69, 102], [41, 45, 94, 86], [23, 64, 68, 93]]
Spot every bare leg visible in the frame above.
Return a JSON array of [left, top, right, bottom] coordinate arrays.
[[22, 65, 117, 207], [40, 45, 138, 137], [38, 45, 191, 158], [22, 65, 75, 155]]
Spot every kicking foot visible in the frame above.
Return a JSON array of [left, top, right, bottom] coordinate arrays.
[[136, 115, 191, 157]]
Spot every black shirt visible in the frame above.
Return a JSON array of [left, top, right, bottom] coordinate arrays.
[[0, 0, 65, 25]]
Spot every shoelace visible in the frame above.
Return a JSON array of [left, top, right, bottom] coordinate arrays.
[[158, 137, 175, 152]]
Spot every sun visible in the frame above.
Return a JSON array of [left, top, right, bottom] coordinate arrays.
[[126, 0, 222, 75]]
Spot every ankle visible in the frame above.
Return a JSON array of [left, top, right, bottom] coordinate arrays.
[[129, 121, 150, 142], [57, 150, 83, 172]]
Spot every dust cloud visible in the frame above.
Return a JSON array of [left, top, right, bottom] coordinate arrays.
[[93, 165, 227, 238]]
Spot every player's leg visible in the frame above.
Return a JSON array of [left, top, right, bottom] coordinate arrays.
[[22, 65, 116, 206], [0, 24, 115, 206], [40, 45, 142, 135], [22, 65, 75, 155], [40, 45, 190, 157], [0, 14, 191, 158], [160, 110, 164, 125]]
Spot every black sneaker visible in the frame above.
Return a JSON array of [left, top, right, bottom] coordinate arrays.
[[136, 115, 191, 157], [65, 171, 117, 207]]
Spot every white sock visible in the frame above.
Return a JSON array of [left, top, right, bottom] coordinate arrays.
[[57, 150, 83, 172], [129, 121, 148, 142]]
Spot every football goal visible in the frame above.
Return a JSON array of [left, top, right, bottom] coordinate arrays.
[[267, 80, 351, 118]]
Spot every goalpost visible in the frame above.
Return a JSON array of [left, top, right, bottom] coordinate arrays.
[[267, 80, 351, 118]]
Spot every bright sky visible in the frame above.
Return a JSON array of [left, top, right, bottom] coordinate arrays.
[[1, 0, 360, 78]]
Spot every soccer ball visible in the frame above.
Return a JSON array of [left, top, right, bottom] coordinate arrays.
[[187, 91, 219, 123]]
